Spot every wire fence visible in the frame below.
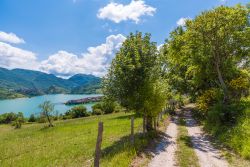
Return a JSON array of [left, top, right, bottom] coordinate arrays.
[[1, 110, 168, 167], [91, 110, 167, 167]]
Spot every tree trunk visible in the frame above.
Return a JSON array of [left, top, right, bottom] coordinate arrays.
[[146, 116, 153, 131], [46, 113, 53, 127], [215, 61, 228, 103], [153, 117, 157, 130], [143, 115, 146, 134]]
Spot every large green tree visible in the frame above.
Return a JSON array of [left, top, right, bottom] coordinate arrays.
[[103, 32, 167, 131], [163, 5, 250, 103]]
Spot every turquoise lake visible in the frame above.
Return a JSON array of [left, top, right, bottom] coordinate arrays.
[[0, 94, 101, 117]]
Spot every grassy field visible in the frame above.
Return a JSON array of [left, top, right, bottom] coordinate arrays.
[[176, 118, 199, 167], [0, 112, 151, 167]]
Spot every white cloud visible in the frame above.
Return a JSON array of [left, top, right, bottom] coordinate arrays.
[[177, 17, 190, 26], [157, 44, 163, 51], [0, 42, 38, 70], [0, 31, 25, 44], [97, 0, 156, 23], [0, 31, 126, 77], [39, 34, 126, 77]]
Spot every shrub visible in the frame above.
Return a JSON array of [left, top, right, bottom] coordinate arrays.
[[65, 105, 90, 118], [37, 114, 47, 123], [101, 100, 116, 114], [203, 97, 250, 159], [0, 112, 17, 124], [229, 76, 250, 100], [13, 118, 22, 129], [196, 88, 222, 115], [0, 112, 25, 124], [28, 114, 36, 122], [12, 112, 25, 129], [92, 108, 103, 115], [92, 100, 120, 115]]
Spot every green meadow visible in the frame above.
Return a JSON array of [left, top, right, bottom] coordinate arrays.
[[0, 112, 151, 167]]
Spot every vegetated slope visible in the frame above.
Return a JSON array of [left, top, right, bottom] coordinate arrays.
[[203, 97, 250, 160], [69, 74, 102, 94], [0, 112, 148, 167], [0, 67, 101, 99]]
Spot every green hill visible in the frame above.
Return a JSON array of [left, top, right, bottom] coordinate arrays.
[[0, 67, 101, 99], [69, 74, 102, 94]]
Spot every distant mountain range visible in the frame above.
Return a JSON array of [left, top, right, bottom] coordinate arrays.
[[0, 67, 101, 99]]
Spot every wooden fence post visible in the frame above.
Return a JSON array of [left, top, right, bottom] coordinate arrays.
[[131, 116, 134, 144], [94, 122, 103, 167]]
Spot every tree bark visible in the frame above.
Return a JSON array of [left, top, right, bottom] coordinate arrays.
[[146, 116, 153, 131], [143, 115, 146, 134], [215, 61, 228, 103], [46, 112, 53, 127]]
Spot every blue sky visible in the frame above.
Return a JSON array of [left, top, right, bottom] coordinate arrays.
[[0, 0, 248, 77]]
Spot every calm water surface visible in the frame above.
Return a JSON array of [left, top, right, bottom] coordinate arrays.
[[0, 94, 101, 117]]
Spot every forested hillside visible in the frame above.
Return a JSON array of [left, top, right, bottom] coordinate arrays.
[[0, 68, 101, 99]]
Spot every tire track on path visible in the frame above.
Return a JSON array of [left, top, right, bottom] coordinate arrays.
[[148, 116, 178, 167], [184, 110, 228, 167]]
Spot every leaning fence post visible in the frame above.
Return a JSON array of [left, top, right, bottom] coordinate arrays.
[[131, 116, 134, 144], [94, 122, 103, 167]]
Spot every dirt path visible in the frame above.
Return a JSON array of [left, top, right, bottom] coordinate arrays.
[[184, 110, 229, 167], [148, 117, 178, 167]]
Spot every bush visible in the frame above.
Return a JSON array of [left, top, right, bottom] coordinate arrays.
[[92, 108, 103, 115], [0, 112, 17, 124], [65, 105, 90, 118], [92, 100, 120, 115], [207, 101, 245, 127], [229, 75, 250, 100], [13, 118, 22, 129], [196, 88, 222, 115], [204, 97, 250, 159], [28, 114, 36, 122], [37, 114, 47, 123], [11, 112, 25, 129], [0, 112, 25, 124]]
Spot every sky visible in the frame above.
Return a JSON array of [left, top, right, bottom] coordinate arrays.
[[0, 0, 248, 78]]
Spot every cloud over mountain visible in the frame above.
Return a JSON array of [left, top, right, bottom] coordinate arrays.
[[0, 42, 38, 70], [39, 34, 126, 77], [0, 30, 126, 77]]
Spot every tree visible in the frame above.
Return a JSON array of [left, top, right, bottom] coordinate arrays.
[[28, 114, 36, 122], [39, 101, 55, 127], [14, 112, 25, 129], [103, 32, 167, 131], [163, 5, 250, 104], [65, 105, 89, 118]]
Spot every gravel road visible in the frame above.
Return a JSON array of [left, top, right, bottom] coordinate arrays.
[[184, 110, 229, 167], [148, 117, 178, 167]]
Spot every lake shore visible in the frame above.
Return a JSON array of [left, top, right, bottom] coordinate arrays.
[[0, 94, 102, 117]]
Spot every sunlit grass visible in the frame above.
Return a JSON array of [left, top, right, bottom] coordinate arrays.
[[0, 112, 151, 167], [176, 118, 200, 167]]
